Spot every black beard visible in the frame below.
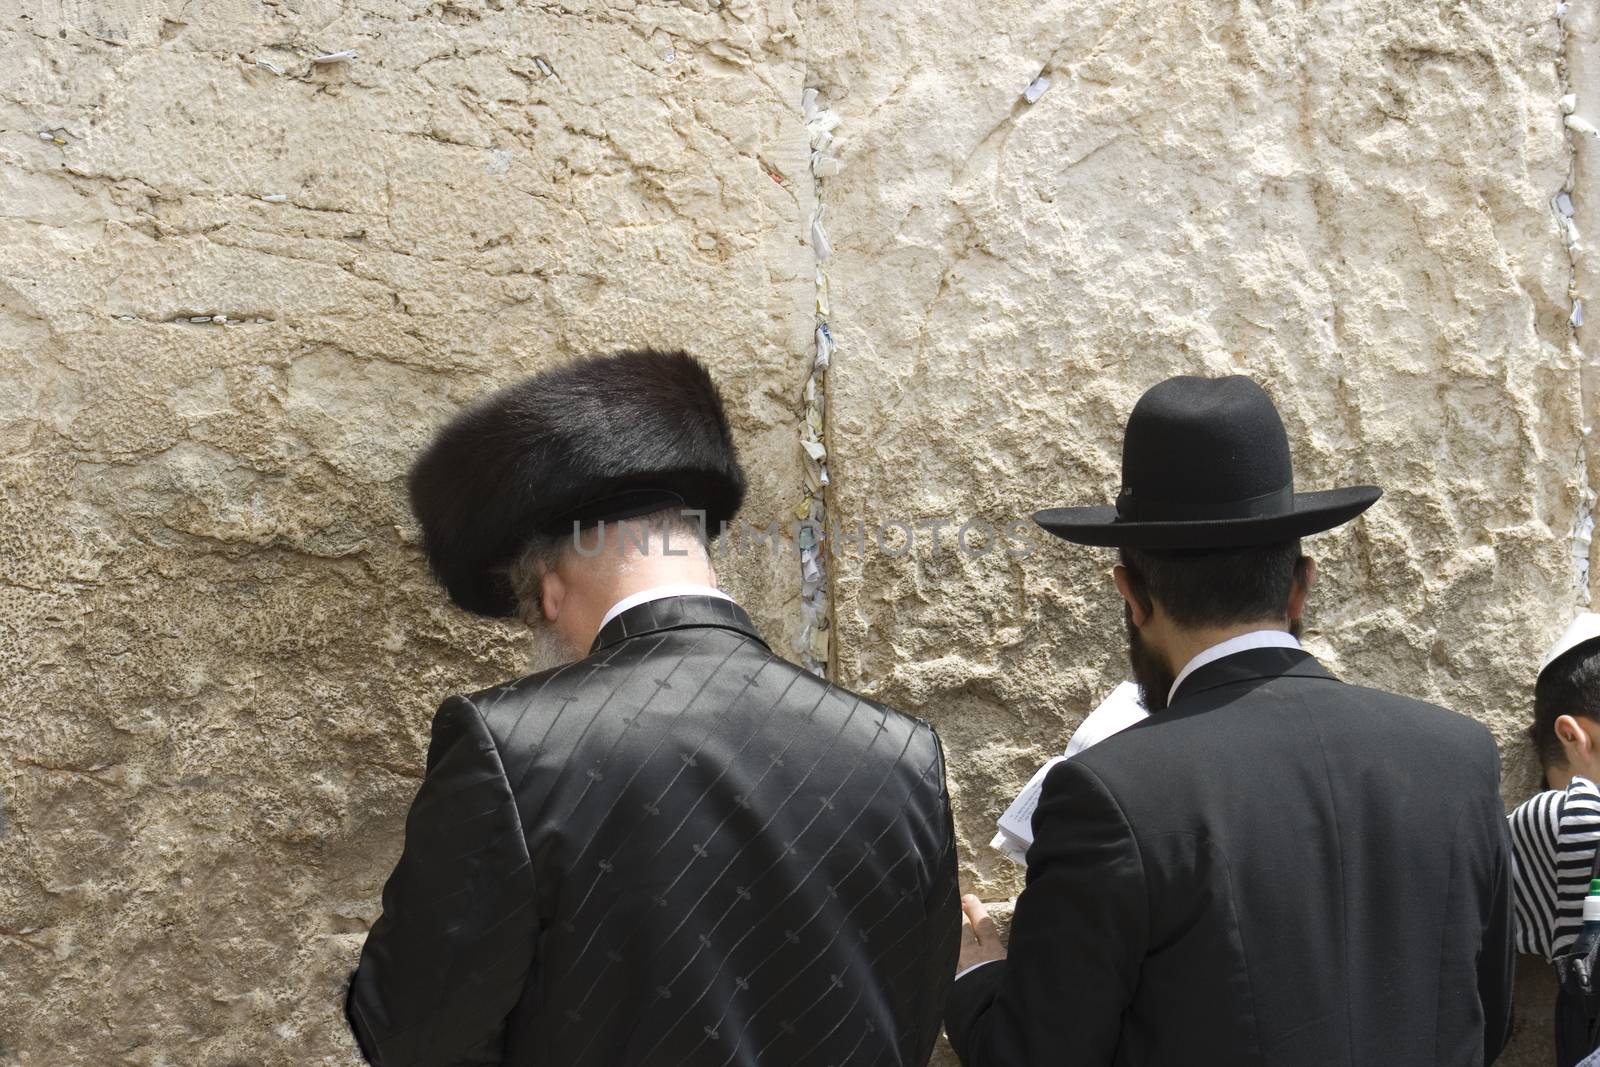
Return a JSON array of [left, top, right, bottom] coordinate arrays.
[[1125, 611, 1307, 712], [1126, 605, 1176, 713]]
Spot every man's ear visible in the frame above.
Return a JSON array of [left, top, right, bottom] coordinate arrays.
[[1287, 555, 1317, 622], [1114, 564, 1152, 628], [540, 566, 566, 624], [1557, 714, 1595, 764]]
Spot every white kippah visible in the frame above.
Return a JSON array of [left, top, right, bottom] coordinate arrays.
[[1541, 612, 1600, 676]]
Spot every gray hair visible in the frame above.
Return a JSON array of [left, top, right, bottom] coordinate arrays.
[[503, 532, 568, 628]]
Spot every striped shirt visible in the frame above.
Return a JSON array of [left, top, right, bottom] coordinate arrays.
[[1508, 775, 1600, 960]]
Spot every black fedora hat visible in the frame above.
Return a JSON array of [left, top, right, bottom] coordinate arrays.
[[1034, 375, 1381, 549]]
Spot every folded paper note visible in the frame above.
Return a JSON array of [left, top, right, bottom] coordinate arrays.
[[990, 681, 1148, 864]]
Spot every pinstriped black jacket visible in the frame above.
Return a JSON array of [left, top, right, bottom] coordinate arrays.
[[347, 594, 960, 1066]]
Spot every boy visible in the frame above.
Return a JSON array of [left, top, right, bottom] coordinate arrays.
[[1509, 613, 1600, 961]]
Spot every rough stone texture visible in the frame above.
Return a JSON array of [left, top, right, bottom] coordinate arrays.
[[0, 0, 1591, 1065], [811, 1, 1589, 1064], [0, 1, 812, 1062]]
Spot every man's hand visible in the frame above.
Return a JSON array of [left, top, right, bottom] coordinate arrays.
[[957, 893, 1007, 975]]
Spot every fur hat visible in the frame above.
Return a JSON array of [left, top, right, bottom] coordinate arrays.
[[407, 348, 746, 617]]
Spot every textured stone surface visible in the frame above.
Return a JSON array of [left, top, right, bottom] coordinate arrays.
[[811, 1, 1589, 1064], [0, 0, 1592, 1064], [0, 1, 812, 1062]]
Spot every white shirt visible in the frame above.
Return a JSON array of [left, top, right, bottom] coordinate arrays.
[[1168, 628, 1301, 705], [597, 583, 733, 635], [955, 628, 1302, 985]]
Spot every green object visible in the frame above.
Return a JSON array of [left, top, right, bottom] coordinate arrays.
[[1589, 878, 1600, 897]]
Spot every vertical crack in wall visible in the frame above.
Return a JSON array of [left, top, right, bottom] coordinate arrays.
[[796, 87, 840, 675], [1557, 0, 1596, 606]]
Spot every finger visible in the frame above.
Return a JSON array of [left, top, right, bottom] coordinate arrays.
[[958, 894, 979, 937], [961, 894, 998, 944], [960, 894, 987, 932], [972, 910, 999, 946]]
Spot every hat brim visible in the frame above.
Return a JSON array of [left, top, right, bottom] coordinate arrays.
[[1032, 486, 1382, 549]]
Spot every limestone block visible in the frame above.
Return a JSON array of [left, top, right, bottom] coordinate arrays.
[[0, 1, 810, 1061], [817, 0, 1582, 879], [809, 1, 1588, 1063]]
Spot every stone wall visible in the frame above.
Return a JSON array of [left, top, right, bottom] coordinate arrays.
[[0, 0, 1591, 1064]]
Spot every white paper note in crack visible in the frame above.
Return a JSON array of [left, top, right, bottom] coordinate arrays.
[[990, 681, 1148, 864]]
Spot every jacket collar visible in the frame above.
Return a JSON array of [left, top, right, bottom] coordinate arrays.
[[1169, 645, 1337, 704], [589, 593, 768, 655]]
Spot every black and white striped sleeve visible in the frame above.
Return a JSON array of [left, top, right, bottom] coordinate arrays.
[[1508, 787, 1562, 960], [1551, 776, 1600, 957]]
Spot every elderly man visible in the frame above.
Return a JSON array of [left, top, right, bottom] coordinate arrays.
[[346, 349, 959, 1066], [947, 375, 1513, 1066]]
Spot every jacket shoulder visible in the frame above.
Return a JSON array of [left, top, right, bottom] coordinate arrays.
[[455, 644, 945, 764], [453, 656, 611, 746], [1074, 672, 1499, 786], [766, 665, 947, 761], [1328, 679, 1499, 759]]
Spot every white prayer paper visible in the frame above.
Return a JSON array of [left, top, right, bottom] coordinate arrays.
[[990, 681, 1148, 864], [1061, 680, 1147, 758]]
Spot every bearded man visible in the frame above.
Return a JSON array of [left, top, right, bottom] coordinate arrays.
[[946, 375, 1514, 1066], [346, 349, 959, 1066]]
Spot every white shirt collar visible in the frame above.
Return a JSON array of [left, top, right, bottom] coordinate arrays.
[[598, 583, 733, 634], [1168, 629, 1302, 705]]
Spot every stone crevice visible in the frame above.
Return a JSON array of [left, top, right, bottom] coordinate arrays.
[[796, 86, 839, 676], [1559, 0, 1597, 604]]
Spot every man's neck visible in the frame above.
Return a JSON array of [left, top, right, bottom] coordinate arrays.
[[1162, 620, 1291, 678], [579, 562, 720, 637], [599, 563, 720, 610]]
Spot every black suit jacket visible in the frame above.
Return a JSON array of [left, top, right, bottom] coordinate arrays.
[[946, 647, 1513, 1066], [348, 594, 960, 1066]]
